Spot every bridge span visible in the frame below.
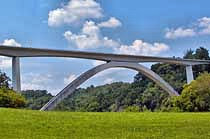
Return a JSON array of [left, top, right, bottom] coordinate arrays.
[[0, 45, 210, 110]]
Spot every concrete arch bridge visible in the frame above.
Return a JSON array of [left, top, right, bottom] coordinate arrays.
[[0, 46, 209, 111]]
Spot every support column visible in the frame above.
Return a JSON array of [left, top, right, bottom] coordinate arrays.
[[12, 57, 21, 92], [186, 65, 194, 84]]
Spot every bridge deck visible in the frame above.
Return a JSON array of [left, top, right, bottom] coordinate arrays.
[[0, 45, 210, 65]]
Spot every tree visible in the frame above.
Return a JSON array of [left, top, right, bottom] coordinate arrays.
[[151, 63, 186, 93], [0, 71, 26, 108], [193, 47, 210, 77], [195, 47, 209, 60], [183, 49, 194, 59], [164, 73, 210, 112], [142, 84, 168, 111], [0, 87, 26, 108], [183, 47, 210, 78], [22, 90, 53, 110], [0, 71, 10, 88]]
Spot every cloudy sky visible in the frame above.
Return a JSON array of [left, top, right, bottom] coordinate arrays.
[[0, 0, 210, 95]]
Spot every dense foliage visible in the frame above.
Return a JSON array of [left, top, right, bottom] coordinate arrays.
[[0, 71, 10, 88], [55, 82, 133, 111], [22, 90, 53, 110], [0, 71, 26, 108], [0, 87, 26, 108], [163, 73, 210, 112]]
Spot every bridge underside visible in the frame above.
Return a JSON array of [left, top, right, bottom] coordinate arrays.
[[40, 61, 179, 111]]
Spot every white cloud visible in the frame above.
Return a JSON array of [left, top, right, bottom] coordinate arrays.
[[165, 28, 196, 39], [115, 40, 169, 55], [64, 21, 119, 49], [64, 21, 169, 56], [21, 72, 67, 95], [165, 17, 210, 39], [2, 39, 21, 47], [64, 74, 77, 85], [22, 73, 53, 90], [98, 17, 122, 28], [82, 20, 100, 36], [198, 17, 210, 27], [0, 39, 22, 69], [198, 17, 210, 35], [56, 1, 170, 56], [48, 0, 103, 26]]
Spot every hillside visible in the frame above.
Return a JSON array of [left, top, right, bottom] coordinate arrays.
[[1, 108, 210, 139]]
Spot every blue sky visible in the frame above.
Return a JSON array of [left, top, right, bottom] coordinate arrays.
[[0, 0, 210, 95]]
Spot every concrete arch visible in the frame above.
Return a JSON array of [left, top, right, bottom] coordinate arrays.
[[40, 61, 179, 111]]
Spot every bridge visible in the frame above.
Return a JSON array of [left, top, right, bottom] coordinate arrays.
[[0, 45, 210, 111]]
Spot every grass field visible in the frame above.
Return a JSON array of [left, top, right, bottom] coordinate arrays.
[[1, 108, 210, 139]]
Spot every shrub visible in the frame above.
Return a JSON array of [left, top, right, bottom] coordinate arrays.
[[0, 88, 26, 108], [163, 73, 210, 112]]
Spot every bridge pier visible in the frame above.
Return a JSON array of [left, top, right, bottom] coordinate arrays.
[[186, 65, 194, 84], [12, 57, 21, 92]]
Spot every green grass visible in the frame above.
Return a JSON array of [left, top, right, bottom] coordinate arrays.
[[1, 108, 210, 139]]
